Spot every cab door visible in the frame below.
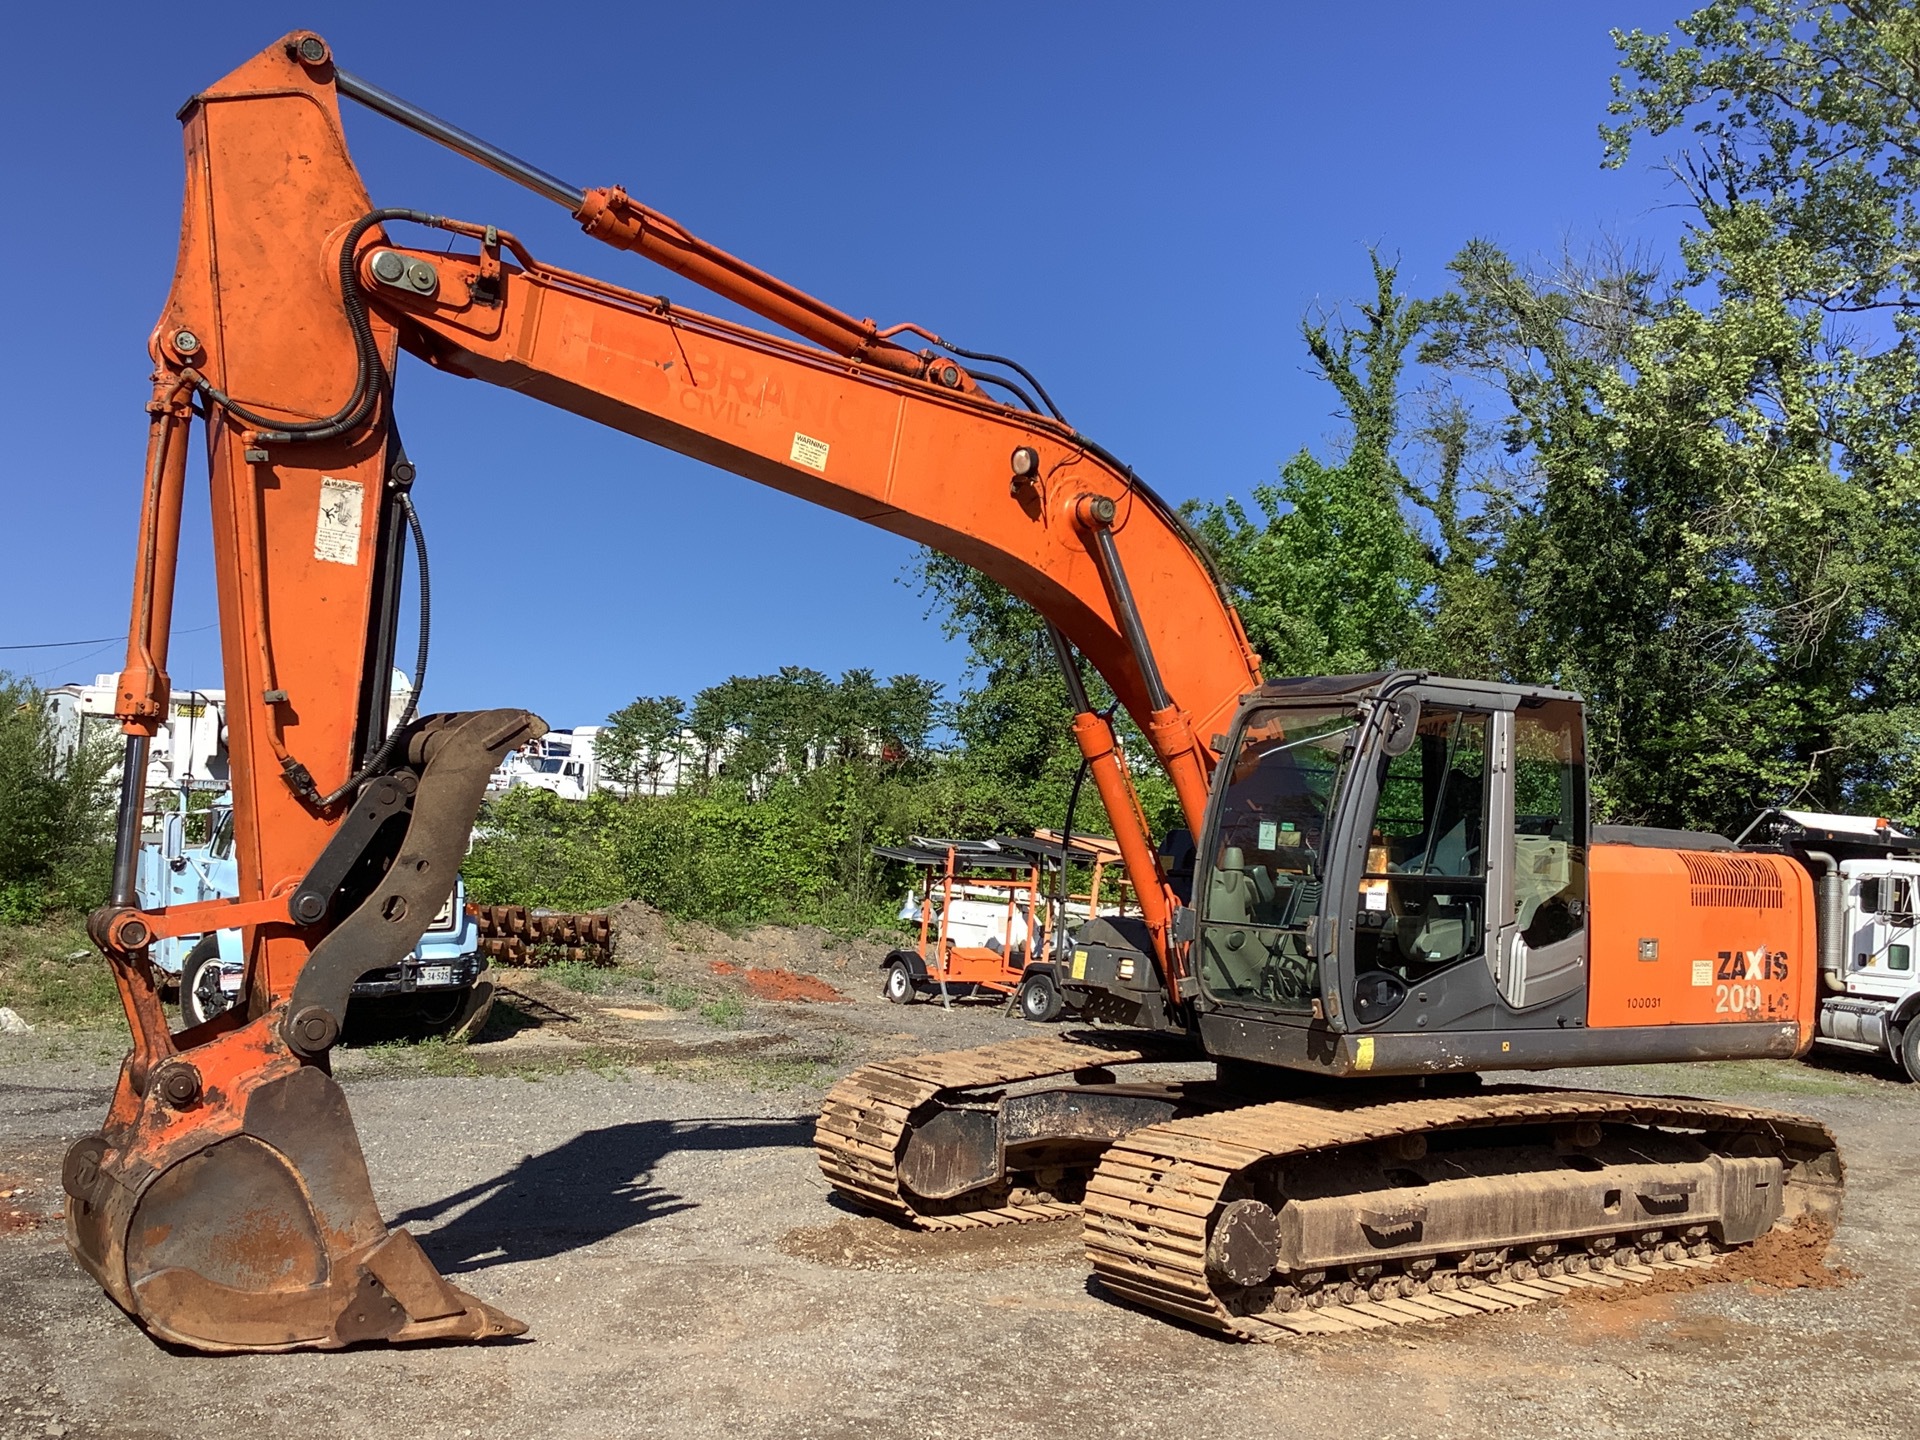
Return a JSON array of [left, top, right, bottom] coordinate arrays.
[[1193, 703, 1362, 1013], [1850, 868, 1919, 998], [1492, 699, 1589, 1009]]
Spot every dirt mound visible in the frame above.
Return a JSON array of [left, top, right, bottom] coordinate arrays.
[[1576, 1218, 1849, 1308], [606, 899, 882, 980], [708, 961, 849, 1003], [606, 899, 712, 963]]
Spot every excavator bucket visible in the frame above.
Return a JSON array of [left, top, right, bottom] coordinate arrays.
[[65, 1043, 522, 1352], [67, 710, 543, 1352]]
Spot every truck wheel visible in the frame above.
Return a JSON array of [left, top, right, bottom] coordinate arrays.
[[1899, 1019, 1920, 1083], [884, 961, 917, 1005], [415, 981, 496, 1041], [1019, 973, 1063, 1023], [180, 937, 238, 1028]]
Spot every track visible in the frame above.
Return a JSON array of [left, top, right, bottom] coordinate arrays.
[[1083, 1087, 1843, 1340], [819, 1042, 1844, 1340], [814, 1030, 1198, 1228]]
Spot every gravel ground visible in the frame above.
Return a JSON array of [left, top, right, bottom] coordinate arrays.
[[2, 964, 1916, 1440]]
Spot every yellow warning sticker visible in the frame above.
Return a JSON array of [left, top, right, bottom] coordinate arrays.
[[1071, 949, 1088, 981], [1354, 1036, 1374, 1071], [790, 432, 830, 472]]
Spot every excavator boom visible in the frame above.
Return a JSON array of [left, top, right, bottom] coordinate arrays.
[[73, 32, 1256, 1352]]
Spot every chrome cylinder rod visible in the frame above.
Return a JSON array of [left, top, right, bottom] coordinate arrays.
[[335, 67, 586, 212]]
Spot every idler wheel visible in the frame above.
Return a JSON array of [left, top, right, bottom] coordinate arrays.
[[1205, 1198, 1279, 1288]]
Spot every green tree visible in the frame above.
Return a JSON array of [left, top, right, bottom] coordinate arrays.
[[598, 694, 686, 795], [911, 552, 1179, 838], [0, 672, 116, 921], [683, 666, 943, 794], [1187, 255, 1437, 678], [1601, 0, 1920, 818]]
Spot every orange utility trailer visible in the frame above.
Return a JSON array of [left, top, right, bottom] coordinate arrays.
[[874, 835, 1135, 1022]]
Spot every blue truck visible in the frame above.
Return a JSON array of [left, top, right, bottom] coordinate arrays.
[[138, 792, 494, 1036]]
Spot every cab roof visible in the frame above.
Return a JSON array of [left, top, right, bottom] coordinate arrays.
[[1251, 670, 1583, 708]]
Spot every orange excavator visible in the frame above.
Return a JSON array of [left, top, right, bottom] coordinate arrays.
[[74, 32, 1843, 1352]]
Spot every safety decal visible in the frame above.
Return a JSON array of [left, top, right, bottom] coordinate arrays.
[[790, 432, 830, 472], [314, 477, 364, 565]]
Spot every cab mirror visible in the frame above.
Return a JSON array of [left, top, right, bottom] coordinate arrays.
[[1380, 695, 1421, 757]]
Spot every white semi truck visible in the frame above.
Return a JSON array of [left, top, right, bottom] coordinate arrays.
[[1743, 808, 1920, 1077]]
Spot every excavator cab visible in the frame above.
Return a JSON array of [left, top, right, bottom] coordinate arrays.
[[1176, 673, 1595, 1073]]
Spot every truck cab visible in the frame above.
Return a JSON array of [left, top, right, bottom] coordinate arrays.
[[137, 792, 490, 1033]]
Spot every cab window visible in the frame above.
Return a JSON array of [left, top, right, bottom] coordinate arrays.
[[1197, 705, 1358, 1008], [1353, 709, 1490, 981], [1511, 700, 1586, 949], [209, 810, 235, 861]]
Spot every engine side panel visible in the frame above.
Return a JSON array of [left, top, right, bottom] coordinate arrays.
[[1587, 843, 1815, 1047]]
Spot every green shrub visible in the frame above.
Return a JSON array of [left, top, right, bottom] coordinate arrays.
[[465, 753, 1047, 933], [0, 671, 116, 918]]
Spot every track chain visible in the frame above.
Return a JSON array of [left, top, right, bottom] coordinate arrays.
[[815, 1029, 1195, 1229], [1082, 1086, 1841, 1340]]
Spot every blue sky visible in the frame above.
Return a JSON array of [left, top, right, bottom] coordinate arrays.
[[1, 1, 1686, 727]]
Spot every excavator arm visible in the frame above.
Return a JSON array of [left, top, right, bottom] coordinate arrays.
[[69, 32, 1261, 1352]]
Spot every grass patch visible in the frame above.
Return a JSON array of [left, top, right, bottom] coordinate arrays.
[[0, 919, 120, 1028], [347, 1033, 641, 1084], [354, 1034, 482, 1078], [699, 992, 746, 1027], [542, 961, 621, 995], [1596, 1058, 1874, 1099]]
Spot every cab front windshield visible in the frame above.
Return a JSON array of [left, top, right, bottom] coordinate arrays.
[[1198, 705, 1359, 1006]]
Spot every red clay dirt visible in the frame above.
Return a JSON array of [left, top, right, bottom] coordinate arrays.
[[0, 1173, 49, 1235], [1572, 1218, 1849, 1309], [708, 960, 850, 1004]]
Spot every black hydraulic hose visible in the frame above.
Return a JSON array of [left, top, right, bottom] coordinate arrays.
[[938, 333, 1236, 609], [969, 372, 1044, 414], [1052, 752, 1091, 958], [315, 487, 432, 809], [1043, 622, 1095, 955], [937, 340, 1065, 422], [399, 491, 431, 732], [183, 207, 438, 445]]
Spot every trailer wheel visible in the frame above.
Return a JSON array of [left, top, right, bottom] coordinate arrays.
[[1018, 972, 1063, 1023], [1899, 1019, 1920, 1083], [884, 960, 917, 1005], [180, 937, 239, 1028]]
